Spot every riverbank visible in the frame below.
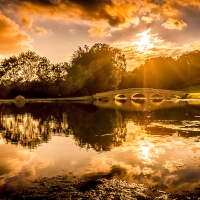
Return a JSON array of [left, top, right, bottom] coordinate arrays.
[[1, 174, 199, 199], [0, 95, 95, 103], [186, 93, 200, 99]]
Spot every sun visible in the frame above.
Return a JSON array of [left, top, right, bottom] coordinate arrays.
[[136, 29, 154, 52]]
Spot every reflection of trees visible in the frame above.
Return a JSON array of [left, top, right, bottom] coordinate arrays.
[[0, 112, 71, 149], [0, 103, 127, 151], [0, 103, 72, 149], [67, 104, 127, 151], [1, 102, 199, 151]]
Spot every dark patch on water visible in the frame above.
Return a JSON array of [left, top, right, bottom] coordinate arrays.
[[75, 180, 102, 192]]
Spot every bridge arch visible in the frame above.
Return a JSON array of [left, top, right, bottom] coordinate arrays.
[[114, 94, 127, 101], [167, 95, 181, 100], [150, 93, 164, 100], [131, 93, 146, 103], [131, 93, 146, 99]]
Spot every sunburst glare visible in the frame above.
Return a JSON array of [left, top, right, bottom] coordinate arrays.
[[136, 29, 154, 52]]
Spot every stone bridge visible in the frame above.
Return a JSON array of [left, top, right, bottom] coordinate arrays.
[[93, 88, 186, 100]]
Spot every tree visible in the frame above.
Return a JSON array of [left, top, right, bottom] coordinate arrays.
[[130, 56, 190, 89], [66, 43, 126, 95], [0, 55, 18, 84], [0, 51, 70, 98], [176, 50, 200, 88]]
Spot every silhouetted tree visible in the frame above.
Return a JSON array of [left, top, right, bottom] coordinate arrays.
[[66, 43, 126, 95], [0, 51, 70, 98], [176, 50, 200, 88]]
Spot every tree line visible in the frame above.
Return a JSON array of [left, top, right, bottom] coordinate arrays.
[[0, 43, 200, 98]]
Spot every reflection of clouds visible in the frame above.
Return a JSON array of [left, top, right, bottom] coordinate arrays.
[[36, 159, 54, 169], [23, 167, 35, 178], [88, 154, 142, 180], [162, 174, 179, 186], [191, 146, 200, 153], [0, 142, 35, 188], [141, 146, 150, 159], [164, 160, 186, 172], [0, 107, 200, 195], [81, 121, 200, 193], [137, 144, 156, 165], [142, 167, 154, 175]]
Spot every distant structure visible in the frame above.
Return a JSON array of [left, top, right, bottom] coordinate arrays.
[[93, 88, 187, 100], [15, 95, 25, 107], [15, 95, 25, 101]]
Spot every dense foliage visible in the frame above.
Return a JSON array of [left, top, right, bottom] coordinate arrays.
[[67, 43, 126, 95], [119, 50, 200, 90], [0, 44, 200, 98]]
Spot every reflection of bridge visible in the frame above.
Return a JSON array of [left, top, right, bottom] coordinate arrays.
[[93, 88, 186, 100]]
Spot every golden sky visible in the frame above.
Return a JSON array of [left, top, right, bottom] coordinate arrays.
[[0, 0, 200, 70]]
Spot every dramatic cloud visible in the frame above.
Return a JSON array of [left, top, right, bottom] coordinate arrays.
[[0, 0, 139, 31], [0, 0, 199, 34], [1, 0, 200, 31], [0, 0, 200, 67], [0, 12, 32, 55]]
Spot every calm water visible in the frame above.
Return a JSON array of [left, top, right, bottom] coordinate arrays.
[[0, 100, 200, 196]]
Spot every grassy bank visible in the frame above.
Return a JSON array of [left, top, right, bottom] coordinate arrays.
[[186, 93, 200, 99], [180, 85, 200, 99], [0, 96, 95, 103], [183, 84, 200, 93]]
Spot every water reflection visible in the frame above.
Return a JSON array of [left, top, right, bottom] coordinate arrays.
[[0, 103, 127, 151], [0, 112, 71, 149], [1, 101, 200, 150], [0, 100, 200, 196]]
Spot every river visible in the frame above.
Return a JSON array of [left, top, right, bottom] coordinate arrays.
[[0, 99, 200, 197]]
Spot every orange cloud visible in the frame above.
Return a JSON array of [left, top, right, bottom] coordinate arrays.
[[0, 12, 32, 55], [35, 27, 47, 35], [21, 17, 33, 28], [1, 0, 199, 38], [141, 16, 154, 24], [1, 0, 200, 30], [1, 0, 139, 36], [88, 26, 112, 37], [162, 18, 187, 30]]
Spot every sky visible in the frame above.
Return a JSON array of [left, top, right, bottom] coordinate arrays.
[[0, 0, 200, 70]]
